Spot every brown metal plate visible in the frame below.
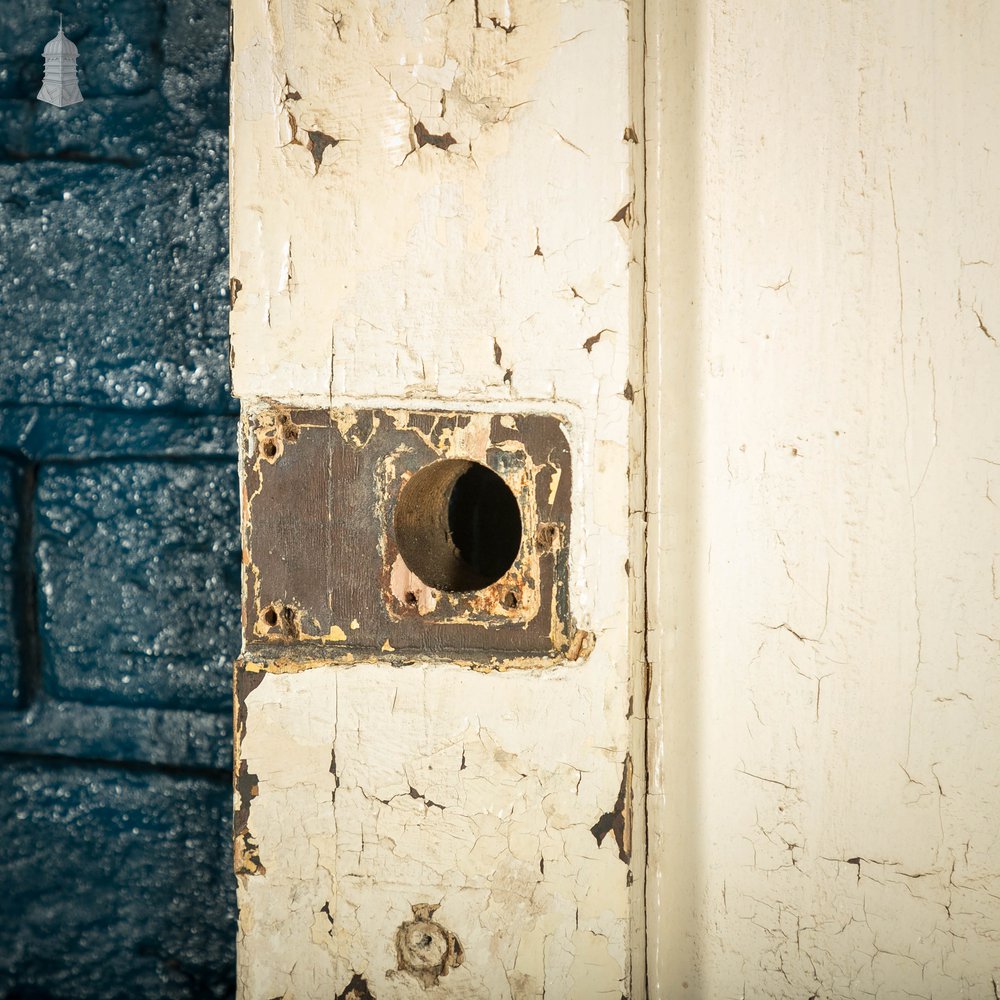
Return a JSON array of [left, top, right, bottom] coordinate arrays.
[[241, 407, 574, 666]]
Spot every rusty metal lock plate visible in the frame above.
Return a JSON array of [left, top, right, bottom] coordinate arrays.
[[241, 407, 575, 666]]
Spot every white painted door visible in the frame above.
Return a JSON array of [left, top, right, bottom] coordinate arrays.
[[644, 3, 1000, 997]]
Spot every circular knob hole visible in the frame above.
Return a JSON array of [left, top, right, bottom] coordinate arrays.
[[393, 459, 521, 592]]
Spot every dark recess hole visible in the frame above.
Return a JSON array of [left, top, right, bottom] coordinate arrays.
[[262, 439, 277, 459], [536, 523, 558, 550], [263, 607, 278, 627], [502, 591, 518, 610], [394, 459, 521, 592]]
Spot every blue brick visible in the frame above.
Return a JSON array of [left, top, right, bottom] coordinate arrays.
[[0, 458, 20, 707], [0, 156, 231, 413], [0, 761, 235, 999], [0, 1, 237, 992], [0, 700, 232, 770], [0, 406, 236, 462], [0, 95, 172, 164], [0, 0, 231, 415], [162, 0, 229, 125], [35, 460, 240, 712], [75, 2, 165, 98]]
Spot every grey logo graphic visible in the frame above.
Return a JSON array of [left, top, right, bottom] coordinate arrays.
[[37, 15, 83, 108]]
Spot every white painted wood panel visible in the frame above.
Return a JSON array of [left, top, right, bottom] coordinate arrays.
[[230, 2, 645, 997], [646, 3, 1000, 997]]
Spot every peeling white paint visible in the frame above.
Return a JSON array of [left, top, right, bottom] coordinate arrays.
[[239, 665, 635, 999], [646, 2, 1000, 997], [231, 0, 644, 997]]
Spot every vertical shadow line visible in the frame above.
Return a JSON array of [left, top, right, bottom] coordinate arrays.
[[13, 461, 43, 708]]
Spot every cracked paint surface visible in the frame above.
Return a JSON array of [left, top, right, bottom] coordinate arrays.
[[645, 2, 1000, 997], [231, 0, 643, 997], [237, 665, 636, 999]]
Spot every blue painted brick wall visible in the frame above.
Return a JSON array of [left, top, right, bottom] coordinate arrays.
[[0, 459, 18, 708], [2, 761, 235, 999], [36, 460, 239, 712], [0, 1, 237, 995]]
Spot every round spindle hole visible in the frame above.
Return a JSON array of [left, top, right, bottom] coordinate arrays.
[[393, 459, 521, 592]]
